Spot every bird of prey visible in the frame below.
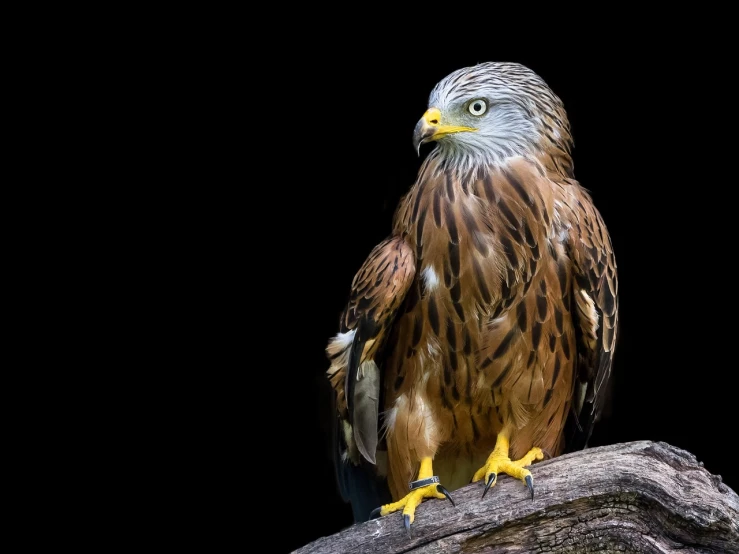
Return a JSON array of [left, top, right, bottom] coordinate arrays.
[[326, 61, 618, 531]]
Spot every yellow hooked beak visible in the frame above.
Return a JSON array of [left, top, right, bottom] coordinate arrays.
[[412, 107, 477, 155]]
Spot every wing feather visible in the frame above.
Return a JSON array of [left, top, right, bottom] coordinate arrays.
[[327, 236, 416, 464], [563, 186, 619, 450]]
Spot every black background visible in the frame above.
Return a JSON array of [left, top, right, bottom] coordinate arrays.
[[209, 44, 735, 552]]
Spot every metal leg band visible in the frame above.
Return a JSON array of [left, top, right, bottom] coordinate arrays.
[[409, 476, 440, 490]]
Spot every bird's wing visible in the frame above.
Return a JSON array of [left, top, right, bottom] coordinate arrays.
[[563, 185, 619, 451], [327, 236, 416, 465]]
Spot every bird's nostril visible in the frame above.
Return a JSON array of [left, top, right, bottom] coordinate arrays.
[[430, 119, 438, 125]]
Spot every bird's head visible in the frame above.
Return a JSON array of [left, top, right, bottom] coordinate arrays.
[[413, 62, 572, 169]]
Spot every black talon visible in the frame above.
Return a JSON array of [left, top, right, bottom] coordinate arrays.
[[403, 514, 411, 537], [482, 473, 496, 498], [525, 474, 534, 500], [369, 507, 382, 520], [437, 484, 455, 507], [541, 448, 553, 460]]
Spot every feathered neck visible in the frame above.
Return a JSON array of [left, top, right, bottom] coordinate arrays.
[[423, 137, 573, 183]]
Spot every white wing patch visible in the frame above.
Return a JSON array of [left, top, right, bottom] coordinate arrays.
[[326, 329, 356, 379], [422, 266, 440, 292], [331, 329, 356, 350]]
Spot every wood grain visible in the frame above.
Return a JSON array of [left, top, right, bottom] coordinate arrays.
[[296, 441, 739, 553]]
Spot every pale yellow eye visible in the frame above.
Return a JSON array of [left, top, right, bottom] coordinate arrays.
[[468, 99, 488, 116]]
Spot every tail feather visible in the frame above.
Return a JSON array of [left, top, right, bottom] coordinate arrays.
[[332, 409, 390, 522]]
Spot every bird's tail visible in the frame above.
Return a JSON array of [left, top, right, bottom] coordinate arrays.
[[332, 409, 391, 522]]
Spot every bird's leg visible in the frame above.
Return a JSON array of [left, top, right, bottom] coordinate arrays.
[[370, 457, 454, 532], [472, 429, 544, 499]]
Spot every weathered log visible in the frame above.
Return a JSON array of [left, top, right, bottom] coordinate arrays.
[[296, 441, 738, 553]]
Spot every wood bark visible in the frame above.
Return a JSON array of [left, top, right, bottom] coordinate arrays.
[[296, 441, 738, 553]]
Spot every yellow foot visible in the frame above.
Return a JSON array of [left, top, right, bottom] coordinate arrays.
[[472, 446, 544, 499], [370, 477, 454, 532]]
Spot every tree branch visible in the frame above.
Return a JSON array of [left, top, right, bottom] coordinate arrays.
[[296, 441, 738, 553]]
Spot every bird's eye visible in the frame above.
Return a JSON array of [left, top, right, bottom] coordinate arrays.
[[467, 99, 488, 116]]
